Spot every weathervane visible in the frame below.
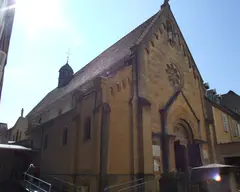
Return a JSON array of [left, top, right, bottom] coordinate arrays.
[[66, 49, 71, 63]]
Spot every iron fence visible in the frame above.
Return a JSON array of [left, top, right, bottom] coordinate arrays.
[[23, 172, 51, 192], [104, 178, 144, 192]]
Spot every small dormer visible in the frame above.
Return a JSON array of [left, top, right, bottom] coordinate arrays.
[[58, 62, 74, 88]]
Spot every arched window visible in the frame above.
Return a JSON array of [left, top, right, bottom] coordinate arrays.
[[110, 87, 114, 96], [62, 127, 68, 145], [117, 83, 121, 92]]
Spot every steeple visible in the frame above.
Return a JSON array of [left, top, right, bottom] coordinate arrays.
[[58, 54, 74, 88]]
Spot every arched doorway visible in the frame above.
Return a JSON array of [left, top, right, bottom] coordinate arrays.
[[173, 119, 193, 173]]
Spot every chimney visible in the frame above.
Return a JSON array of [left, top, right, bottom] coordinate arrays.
[[21, 108, 24, 117]]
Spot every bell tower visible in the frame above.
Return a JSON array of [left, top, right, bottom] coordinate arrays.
[[58, 52, 74, 88]]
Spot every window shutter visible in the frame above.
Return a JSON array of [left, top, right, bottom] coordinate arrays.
[[237, 124, 240, 137], [222, 114, 228, 132], [232, 120, 237, 137]]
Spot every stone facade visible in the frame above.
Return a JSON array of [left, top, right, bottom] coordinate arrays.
[[26, 2, 212, 191]]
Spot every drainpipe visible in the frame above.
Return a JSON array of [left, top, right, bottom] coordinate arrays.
[[130, 45, 144, 181]]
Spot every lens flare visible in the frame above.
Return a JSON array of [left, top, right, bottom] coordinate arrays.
[[214, 174, 221, 182]]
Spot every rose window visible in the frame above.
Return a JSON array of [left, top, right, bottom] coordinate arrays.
[[165, 63, 182, 89]]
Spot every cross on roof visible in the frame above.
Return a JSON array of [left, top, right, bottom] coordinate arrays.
[[164, 0, 169, 4], [66, 49, 71, 63]]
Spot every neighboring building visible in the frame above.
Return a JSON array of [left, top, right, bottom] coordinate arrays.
[[205, 91, 240, 163], [1, 108, 29, 147], [27, 1, 210, 191], [9, 108, 28, 142], [0, 0, 15, 102], [0, 122, 7, 143], [220, 91, 240, 115], [205, 89, 240, 187]]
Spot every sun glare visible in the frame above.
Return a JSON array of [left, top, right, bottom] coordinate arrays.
[[15, 0, 64, 36]]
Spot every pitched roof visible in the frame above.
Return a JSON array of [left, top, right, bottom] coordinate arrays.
[[27, 13, 157, 117]]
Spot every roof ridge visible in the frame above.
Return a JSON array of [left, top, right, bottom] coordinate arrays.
[[135, 9, 162, 45], [74, 15, 156, 78], [27, 13, 157, 117]]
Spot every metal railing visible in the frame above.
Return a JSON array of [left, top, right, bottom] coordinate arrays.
[[104, 178, 144, 192], [117, 181, 147, 192], [23, 172, 52, 192], [42, 175, 77, 192]]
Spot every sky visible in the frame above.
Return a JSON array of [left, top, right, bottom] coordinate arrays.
[[0, 0, 240, 128]]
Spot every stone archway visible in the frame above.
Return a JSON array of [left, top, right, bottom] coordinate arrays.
[[173, 119, 194, 173], [173, 119, 202, 174]]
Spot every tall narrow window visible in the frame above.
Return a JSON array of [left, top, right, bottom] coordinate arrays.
[[122, 79, 126, 89], [19, 131, 22, 140], [62, 127, 68, 145], [44, 135, 48, 150], [110, 87, 114, 96], [222, 113, 229, 132], [16, 130, 19, 141], [58, 108, 62, 116], [117, 83, 121, 92], [84, 117, 91, 140]]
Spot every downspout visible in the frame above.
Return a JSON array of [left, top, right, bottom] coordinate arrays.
[[160, 109, 169, 173], [73, 89, 97, 186], [131, 45, 145, 180]]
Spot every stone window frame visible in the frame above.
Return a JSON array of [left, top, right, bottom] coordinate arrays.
[[44, 134, 48, 150], [122, 79, 126, 89], [84, 117, 91, 141], [116, 82, 121, 92], [110, 87, 114, 96], [62, 127, 68, 145]]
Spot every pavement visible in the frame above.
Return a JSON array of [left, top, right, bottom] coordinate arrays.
[[0, 180, 25, 192]]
